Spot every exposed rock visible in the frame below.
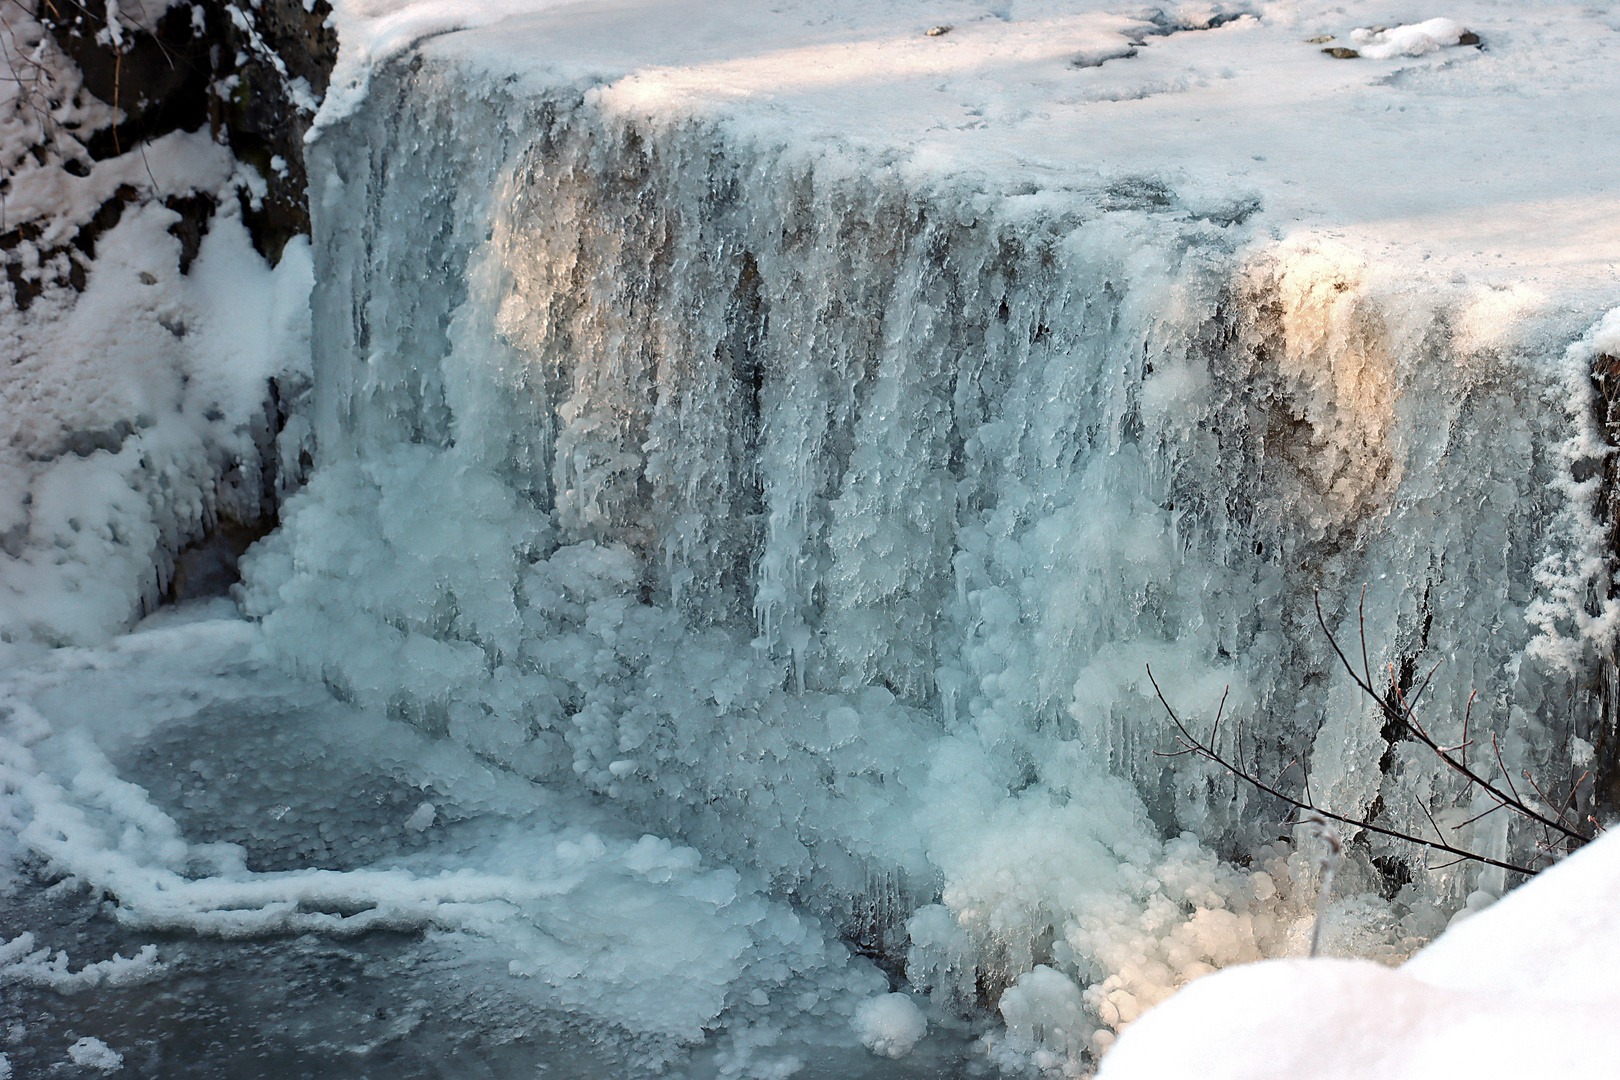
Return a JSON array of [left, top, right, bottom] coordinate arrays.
[[37, 0, 337, 264]]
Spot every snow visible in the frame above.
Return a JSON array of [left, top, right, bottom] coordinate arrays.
[[0, 4, 314, 645], [311, 0, 594, 135], [0, 933, 166, 992], [1096, 827, 1620, 1079], [0, 200, 312, 643], [1350, 18, 1473, 60], [65, 1036, 122, 1072], [304, 0, 1620, 301]]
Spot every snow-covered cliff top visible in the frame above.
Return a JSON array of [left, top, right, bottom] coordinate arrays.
[[320, 0, 1620, 308]]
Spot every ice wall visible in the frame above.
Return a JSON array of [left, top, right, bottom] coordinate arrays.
[[240, 55, 1614, 1053]]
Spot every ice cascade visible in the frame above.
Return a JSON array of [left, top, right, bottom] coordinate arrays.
[[235, 58, 1613, 1057]]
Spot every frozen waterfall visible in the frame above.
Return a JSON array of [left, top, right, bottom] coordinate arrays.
[[233, 42, 1612, 1062], [7, 2, 1620, 1075]]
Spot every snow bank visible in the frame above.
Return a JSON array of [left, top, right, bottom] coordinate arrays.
[[300, 0, 1620, 300], [1, 4, 314, 646], [1097, 828, 1620, 1079], [312, 0, 593, 135]]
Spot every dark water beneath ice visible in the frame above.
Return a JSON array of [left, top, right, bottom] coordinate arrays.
[[1, 870, 983, 1079]]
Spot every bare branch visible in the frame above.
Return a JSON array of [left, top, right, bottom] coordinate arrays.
[[1424, 855, 1468, 871], [1145, 664, 1540, 876], [1313, 592, 1584, 843], [1453, 800, 1507, 831], [1491, 733, 1528, 809]]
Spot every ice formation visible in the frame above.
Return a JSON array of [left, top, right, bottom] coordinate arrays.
[[854, 993, 927, 1058], [236, 4, 1617, 1061], [6, 0, 1620, 1075]]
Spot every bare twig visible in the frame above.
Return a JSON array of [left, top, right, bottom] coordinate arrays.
[[1424, 855, 1468, 871], [1314, 592, 1584, 844], [1145, 665, 1540, 876], [1453, 801, 1507, 831]]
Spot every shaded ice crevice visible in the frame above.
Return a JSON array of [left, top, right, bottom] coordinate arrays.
[[228, 54, 1619, 1060]]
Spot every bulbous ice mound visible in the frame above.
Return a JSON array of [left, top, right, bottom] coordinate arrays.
[[854, 993, 927, 1058]]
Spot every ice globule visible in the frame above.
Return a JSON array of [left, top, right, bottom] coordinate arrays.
[[236, 52, 1615, 1062]]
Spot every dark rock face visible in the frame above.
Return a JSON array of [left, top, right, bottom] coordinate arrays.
[[36, 0, 337, 263], [215, 0, 339, 261], [41, 0, 213, 158]]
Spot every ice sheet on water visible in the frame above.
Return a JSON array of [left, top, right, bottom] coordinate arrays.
[[0, 615, 900, 1071]]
